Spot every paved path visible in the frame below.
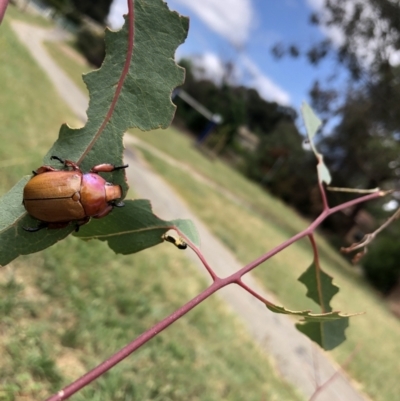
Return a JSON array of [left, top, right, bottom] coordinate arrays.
[[11, 20, 370, 401]]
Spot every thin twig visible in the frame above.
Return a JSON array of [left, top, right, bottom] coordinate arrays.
[[236, 278, 270, 305], [44, 184, 384, 401], [174, 226, 218, 281], [317, 166, 329, 210], [0, 0, 10, 24], [327, 186, 380, 194], [341, 206, 400, 260], [309, 345, 361, 401]]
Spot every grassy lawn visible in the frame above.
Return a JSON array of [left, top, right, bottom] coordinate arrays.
[[3, 3, 54, 28], [0, 10, 78, 194], [133, 128, 311, 237], [44, 41, 91, 95], [0, 10, 303, 401]]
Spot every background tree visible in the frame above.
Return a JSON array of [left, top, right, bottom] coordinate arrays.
[[274, 0, 400, 293], [174, 59, 321, 215], [41, 0, 113, 24], [70, 0, 112, 24]]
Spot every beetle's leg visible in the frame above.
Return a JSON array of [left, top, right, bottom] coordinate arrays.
[[50, 156, 80, 171], [112, 200, 125, 207], [23, 222, 48, 232], [90, 163, 129, 173], [93, 204, 113, 219], [33, 165, 59, 175], [74, 217, 90, 232]]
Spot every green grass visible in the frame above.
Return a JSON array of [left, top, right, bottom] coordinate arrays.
[[1, 237, 302, 401], [0, 15, 78, 193], [4, 3, 54, 28], [44, 41, 91, 94], [132, 127, 310, 237], [0, 12, 302, 401]]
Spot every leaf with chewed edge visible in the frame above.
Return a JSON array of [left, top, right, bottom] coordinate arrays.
[[266, 253, 358, 350], [74, 199, 199, 254], [267, 304, 356, 321], [0, 0, 191, 266], [296, 261, 352, 350], [296, 319, 349, 351]]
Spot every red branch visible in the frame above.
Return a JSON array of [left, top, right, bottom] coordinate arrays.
[[308, 233, 326, 313], [77, 0, 135, 165], [309, 345, 361, 401], [45, 189, 382, 401], [0, 0, 10, 24]]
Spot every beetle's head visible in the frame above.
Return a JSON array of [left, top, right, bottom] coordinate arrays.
[[105, 183, 123, 202]]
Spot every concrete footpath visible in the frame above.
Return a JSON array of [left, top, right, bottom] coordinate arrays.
[[11, 20, 369, 401]]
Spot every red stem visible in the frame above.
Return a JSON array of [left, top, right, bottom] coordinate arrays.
[[174, 227, 218, 281], [77, 0, 135, 165], [44, 190, 382, 400], [0, 0, 9, 24], [309, 345, 360, 401], [236, 190, 381, 279], [45, 277, 229, 401], [308, 233, 326, 312], [236, 278, 271, 305], [318, 177, 329, 211]]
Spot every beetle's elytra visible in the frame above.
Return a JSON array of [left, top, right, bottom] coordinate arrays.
[[23, 156, 128, 232]]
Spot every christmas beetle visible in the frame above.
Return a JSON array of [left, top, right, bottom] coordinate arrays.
[[23, 156, 128, 232]]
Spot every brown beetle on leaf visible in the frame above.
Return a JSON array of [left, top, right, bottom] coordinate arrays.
[[23, 156, 128, 232]]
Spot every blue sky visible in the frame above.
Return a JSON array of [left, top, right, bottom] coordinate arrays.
[[108, 0, 335, 111]]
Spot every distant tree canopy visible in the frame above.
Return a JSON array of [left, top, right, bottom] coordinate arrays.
[[287, 1, 400, 191], [41, 0, 113, 24], [273, 0, 400, 293], [41, 0, 112, 67], [70, 0, 113, 24], [175, 58, 318, 216]]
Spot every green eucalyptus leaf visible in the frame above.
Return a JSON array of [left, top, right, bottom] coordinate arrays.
[[0, 0, 190, 265], [317, 157, 332, 185], [173, 218, 201, 247], [296, 318, 349, 351], [295, 259, 353, 350], [298, 261, 339, 313], [301, 102, 321, 140], [267, 235, 358, 351], [266, 304, 356, 321], [301, 102, 332, 185], [74, 199, 199, 254]]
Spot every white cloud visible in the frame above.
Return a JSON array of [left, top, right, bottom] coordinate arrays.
[[190, 53, 227, 85], [107, 0, 290, 105], [169, 0, 253, 48], [108, 0, 253, 47], [240, 55, 291, 105], [107, 0, 127, 29], [189, 53, 291, 105]]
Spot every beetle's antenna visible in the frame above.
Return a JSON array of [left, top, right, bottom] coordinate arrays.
[[113, 164, 129, 171]]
